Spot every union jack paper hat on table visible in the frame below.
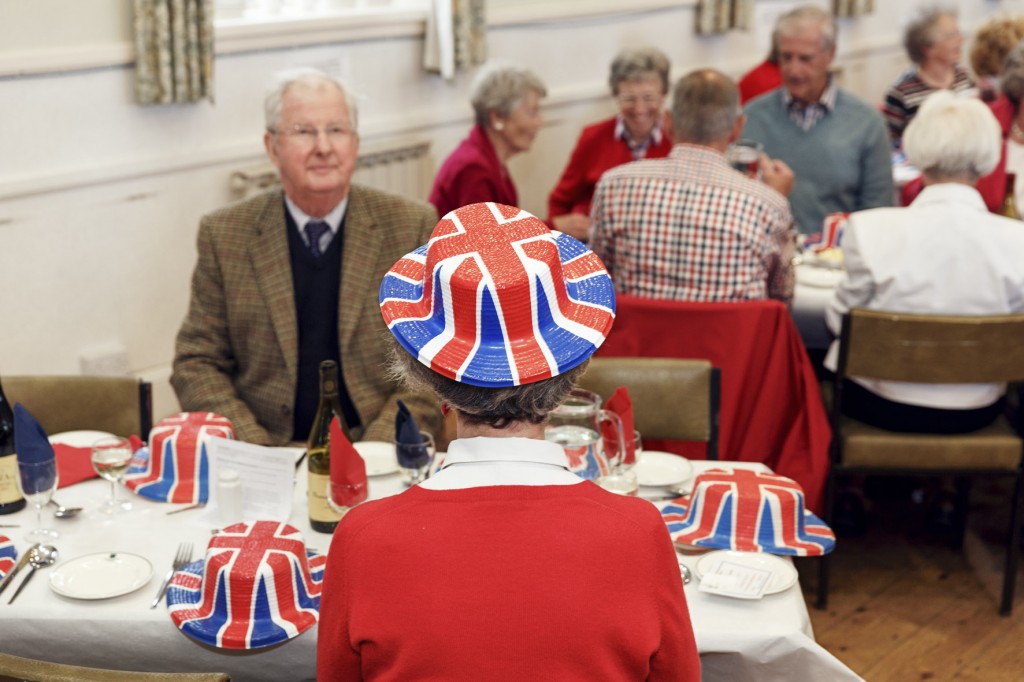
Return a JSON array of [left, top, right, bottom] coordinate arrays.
[[662, 469, 835, 556], [166, 520, 326, 650], [125, 412, 234, 504], [803, 212, 849, 253], [0, 535, 16, 582], [379, 202, 616, 387]]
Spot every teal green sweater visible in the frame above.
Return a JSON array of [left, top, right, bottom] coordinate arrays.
[[743, 88, 894, 233]]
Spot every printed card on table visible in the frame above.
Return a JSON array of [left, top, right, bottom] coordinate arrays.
[[698, 560, 773, 600], [206, 438, 294, 522]]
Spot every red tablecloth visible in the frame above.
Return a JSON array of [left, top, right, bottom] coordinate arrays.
[[597, 296, 831, 512]]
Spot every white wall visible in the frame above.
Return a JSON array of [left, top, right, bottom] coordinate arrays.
[[2, 0, 1022, 420]]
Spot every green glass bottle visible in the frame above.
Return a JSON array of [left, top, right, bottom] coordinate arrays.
[[307, 361, 351, 534]]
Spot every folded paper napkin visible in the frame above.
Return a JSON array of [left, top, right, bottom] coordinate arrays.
[[330, 416, 367, 508], [602, 386, 635, 467], [13, 404, 57, 493], [52, 434, 146, 489], [395, 399, 430, 469]]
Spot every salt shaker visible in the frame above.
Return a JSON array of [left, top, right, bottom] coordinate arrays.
[[217, 468, 243, 524]]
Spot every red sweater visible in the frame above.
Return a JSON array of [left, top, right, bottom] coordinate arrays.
[[548, 116, 673, 221], [317, 482, 700, 681], [738, 60, 782, 105], [429, 125, 517, 218]]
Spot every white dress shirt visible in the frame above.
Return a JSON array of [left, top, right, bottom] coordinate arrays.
[[825, 183, 1024, 408], [419, 436, 584, 490], [284, 195, 348, 253]]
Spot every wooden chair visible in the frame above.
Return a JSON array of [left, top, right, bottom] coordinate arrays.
[[3, 375, 153, 438], [0, 651, 229, 682], [817, 309, 1024, 615], [577, 357, 720, 459]]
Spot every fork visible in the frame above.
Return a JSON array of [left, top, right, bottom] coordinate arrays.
[[149, 542, 193, 609]]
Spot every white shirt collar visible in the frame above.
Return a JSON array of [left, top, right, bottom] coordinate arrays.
[[284, 195, 348, 236], [419, 436, 584, 490]]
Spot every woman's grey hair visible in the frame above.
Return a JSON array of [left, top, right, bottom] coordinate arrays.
[[903, 91, 1001, 182], [387, 338, 587, 429], [904, 5, 958, 65], [775, 5, 837, 53], [671, 69, 740, 144], [469, 61, 547, 128], [264, 67, 359, 133], [608, 47, 671, 96], [1001, 41, 1024, 108]]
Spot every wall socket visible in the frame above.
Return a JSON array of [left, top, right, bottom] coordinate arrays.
[[78, 343, 130, 377]]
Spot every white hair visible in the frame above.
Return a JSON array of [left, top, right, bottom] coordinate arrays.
[[903, 91, 1001, 182], [264, 67, 359, 133]]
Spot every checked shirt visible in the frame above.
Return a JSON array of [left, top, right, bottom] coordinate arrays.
[[590, 144, 794, 303]]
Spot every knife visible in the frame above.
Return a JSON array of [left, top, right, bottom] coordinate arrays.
[[0, 545, 36, 599]]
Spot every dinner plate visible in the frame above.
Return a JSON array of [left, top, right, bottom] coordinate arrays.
[[795, 264, 844, 289], [48, 430, 117, 448], [353, 441, 399, 477], [695, 550, 798, 596], [634, 451, 693, 487], [49, 552, 153, 600]]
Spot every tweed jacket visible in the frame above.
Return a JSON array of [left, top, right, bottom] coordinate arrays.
[[171, 185, 440, 446]]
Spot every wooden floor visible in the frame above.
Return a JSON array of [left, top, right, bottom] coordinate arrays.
[[796, 479, 1024, 681]]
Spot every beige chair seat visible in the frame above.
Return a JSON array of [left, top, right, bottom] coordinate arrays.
[[0, 651, 229, 682]]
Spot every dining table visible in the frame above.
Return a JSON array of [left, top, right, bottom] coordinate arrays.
[[0, 441, 862, 681], [791, 259, 845, 358]]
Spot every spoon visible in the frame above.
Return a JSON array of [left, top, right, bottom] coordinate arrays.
[[48, 499, 84, 519], [7, 544, 58, 604]]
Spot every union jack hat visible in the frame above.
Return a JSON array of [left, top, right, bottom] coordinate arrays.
[[0, 535, 16, 582], [380, 202, 616, 387], [662, 469, 836, 556], [166, 521, 326, 650], [803, 212, 849, 253], [126, 412, 235, 504]]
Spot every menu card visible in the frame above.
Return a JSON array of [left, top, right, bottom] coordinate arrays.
[[698, 559, 773, 600], [207, 438, 294, 522]]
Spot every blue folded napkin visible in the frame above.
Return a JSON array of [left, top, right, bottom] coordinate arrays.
[[13, 403, 57, 493], [395, 400, 430, 468]]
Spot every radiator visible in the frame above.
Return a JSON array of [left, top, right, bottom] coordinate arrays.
[[230, 137, 433, 202]]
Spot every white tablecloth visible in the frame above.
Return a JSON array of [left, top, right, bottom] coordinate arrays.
[[0, 454, 860, 681], [791, 263, 844, 352]]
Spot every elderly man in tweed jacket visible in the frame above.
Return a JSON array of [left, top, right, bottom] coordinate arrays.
[[172, 69, 439, 445]]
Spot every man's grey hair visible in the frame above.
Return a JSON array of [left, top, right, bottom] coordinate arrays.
[[469, 61, 547, 129], [904, 5, 958, 65], [775, 5, 837, 53], [608, 46, 671, 96], [1000, 40, 1024, 108], [386, 337, 587, 429], [903, 91, 1001, 182], [264, 67, 359, 133], [671, 69, 741, 144]]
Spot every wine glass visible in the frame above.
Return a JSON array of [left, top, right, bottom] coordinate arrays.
[[16, 458, 59, 543], [91, 436, 134, 514], [396, 432, 435, 486]]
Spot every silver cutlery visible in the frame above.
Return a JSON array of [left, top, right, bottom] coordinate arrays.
[[166, 503, 205, 515], [48, 499, 84, 519], [149, 542, 193, 609], [0, 544, 36, 599], [7, 544, 58, 604]]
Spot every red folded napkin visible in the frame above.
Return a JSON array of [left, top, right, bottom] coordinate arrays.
[[53, 444, 98, 489], [602, 386, 636, 467], [329, 416, 368, 508]]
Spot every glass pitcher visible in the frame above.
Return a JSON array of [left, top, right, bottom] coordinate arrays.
[[545, 388, 630, 487]]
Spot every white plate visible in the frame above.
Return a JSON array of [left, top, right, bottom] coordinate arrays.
[[48, 430, 117, 448], [634, 451, 693, 487], [795, 263, 844, 288], [49, 552, 153, 600], [695, 550, 798, 596], [354, 441, 399, 477]]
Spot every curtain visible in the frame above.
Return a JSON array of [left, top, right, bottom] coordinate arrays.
[[834, 0, 874, 18], [695, 0, 752, 35], [133, 0, 214, 105], [424, 0, 487, 80]]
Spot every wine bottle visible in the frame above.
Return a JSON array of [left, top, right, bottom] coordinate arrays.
[[998, 173, 1021, 220], [0, 376, 27, 515], [307, 360, 351, 534]]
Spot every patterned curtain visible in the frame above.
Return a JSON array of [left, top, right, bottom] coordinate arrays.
[[133, 0, 214, 105], [834, 0, 874, 18], [424, 0, 487, 80], [695, 0, 752, 35]]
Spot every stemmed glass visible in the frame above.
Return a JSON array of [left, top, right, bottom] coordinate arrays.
[[91, 436, 134, 514], [16, 459, 60, 543], [396, 432, 436, 486]]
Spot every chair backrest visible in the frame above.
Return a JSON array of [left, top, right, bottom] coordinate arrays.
[[3, 375, 153, 438], [838, 309, 1024, 384], [577, 357, 720, 457], [0, 651, 229, 682]]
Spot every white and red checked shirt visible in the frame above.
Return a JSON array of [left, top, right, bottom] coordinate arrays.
[[590, 144, 795, 303]]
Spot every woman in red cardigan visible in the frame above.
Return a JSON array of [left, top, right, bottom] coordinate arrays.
[[547, 47, 674, 240], [429, 63, 546, 219], [318, 203, 700, 681]]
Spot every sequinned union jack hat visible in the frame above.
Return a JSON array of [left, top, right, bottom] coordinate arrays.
[[0, 535, 16, 583], [166, 521, 326, 650], [662, 469, 836, 556], [380, 202, 616, 387]]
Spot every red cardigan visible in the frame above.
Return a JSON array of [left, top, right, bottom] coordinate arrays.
[[317, 483, 701, 681], [738, 60, 782, 105], [547, 116, 673, 221], [429, 125, 517, 218]]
